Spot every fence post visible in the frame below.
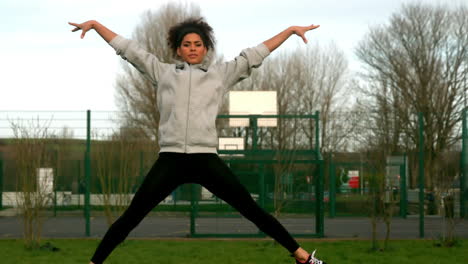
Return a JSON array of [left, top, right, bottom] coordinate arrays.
[[190, 184, 198, 236], [314, 111, 324, 237], [329, 154, 336, 218], [84, 110, 91, 237], [418, 112, 425, 238], [53, 148, 58, 217], [259, 164, 265, 209], [461, 108, 467, 218], [316, 159, 325, 237], [315, 111, 320, 157], [0, 153, 3, 210], [399, 154, 407, 218], [257, 164, 266, 236], [251, 116, 258, 152]]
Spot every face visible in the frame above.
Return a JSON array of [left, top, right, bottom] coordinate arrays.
[[176, 33, 208, 64]]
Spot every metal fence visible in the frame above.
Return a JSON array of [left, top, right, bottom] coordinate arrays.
[[0, 110, 324, 237], [1, 108, 466, 240], [327, 158, 406, 218], [322, 110, 466, 239]]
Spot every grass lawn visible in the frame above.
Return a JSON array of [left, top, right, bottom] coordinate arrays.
[[0, 238, 466, 264]]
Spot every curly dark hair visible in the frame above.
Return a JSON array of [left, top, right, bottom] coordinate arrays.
[[167, 17, 215, 54]]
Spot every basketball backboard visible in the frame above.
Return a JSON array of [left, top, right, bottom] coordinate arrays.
[[229, 91, 277, 127]]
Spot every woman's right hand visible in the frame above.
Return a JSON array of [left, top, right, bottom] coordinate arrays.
[[291, 24, 320, 44], [69, 20, 95, 39]]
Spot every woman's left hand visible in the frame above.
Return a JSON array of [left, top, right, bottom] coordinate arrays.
[[291, 25, 320, 43]]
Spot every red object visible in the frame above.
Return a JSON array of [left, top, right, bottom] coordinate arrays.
[[348, 176, 359, 189]]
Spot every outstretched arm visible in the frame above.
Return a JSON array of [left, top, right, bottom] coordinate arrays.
[[263, 24, 320, 52], [68, 20, 117, 43], [69, 20, 167, 85]]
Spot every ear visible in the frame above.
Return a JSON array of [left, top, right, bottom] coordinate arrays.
[[176, 47, 181, 57]]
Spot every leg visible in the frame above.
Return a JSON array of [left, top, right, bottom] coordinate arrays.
[[90, 153, 183, 264], [194, 154, 301, 254]]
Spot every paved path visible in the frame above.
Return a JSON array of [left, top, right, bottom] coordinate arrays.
[[1, 210, 467, 239]]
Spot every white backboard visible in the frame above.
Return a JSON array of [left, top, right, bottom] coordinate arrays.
[[218, 137, 245, 157], [229, 91, 277, 127], [218, 137, 244, 150]]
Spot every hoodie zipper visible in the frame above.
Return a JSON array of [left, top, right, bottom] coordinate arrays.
[[184, 65, 192, 153]]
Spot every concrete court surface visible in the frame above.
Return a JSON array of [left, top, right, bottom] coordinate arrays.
[[1, 210, 467, 240]]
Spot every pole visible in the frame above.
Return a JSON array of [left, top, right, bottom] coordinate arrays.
[[418, 112, 425, 238], [461, 108, 467, 218], [190, 184, 198, 236], [0, 153, 3, 210], [316, 159, 324, 237], [360, 153, 364, 195], [251, 116, 258, 153], [54, 148, 58, 217], [84, 110, 91, 237], [259, 164, 265, 209], [315, 111, 320, 157], [314, 111, 324, 236], [258, 164, 266, 236], [400, 154, 407, 218], [329, 154, 335, 218], [77, 160, 81, 208]]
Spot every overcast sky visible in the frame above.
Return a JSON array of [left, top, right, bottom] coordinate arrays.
[[0, 0, 465, 112]]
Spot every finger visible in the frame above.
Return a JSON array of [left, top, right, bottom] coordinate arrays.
[[300, 33, 308, 44], [69, 22, 80, 29], [309, 24, 320, 30], [69, 22, 82, 32], [81, 29, 87, 39]]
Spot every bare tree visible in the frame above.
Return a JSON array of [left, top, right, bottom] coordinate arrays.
[[229, 42, 349, 215], [433, 151, 460, 247], [233, 42, 350, 152], [92, 127, 152, 226], [295, 43, 351, 153], [10, 118, 55, 249], [359, 132, 399, 251], [355, 3, 468, 202], [115, 2, 205, 146]]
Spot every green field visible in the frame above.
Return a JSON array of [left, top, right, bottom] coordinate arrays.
[[1, 239, 466, 264]]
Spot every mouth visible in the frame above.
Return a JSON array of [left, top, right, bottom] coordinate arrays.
[[188, 54, 197, 58]]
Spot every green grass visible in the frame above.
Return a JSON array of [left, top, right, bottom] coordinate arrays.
[[1, 239, 467, 264]]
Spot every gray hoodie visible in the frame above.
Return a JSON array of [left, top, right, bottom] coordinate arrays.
[[109, 35, 270, 153]]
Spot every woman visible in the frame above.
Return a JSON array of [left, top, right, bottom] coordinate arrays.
[[69, 17, 324, 264]]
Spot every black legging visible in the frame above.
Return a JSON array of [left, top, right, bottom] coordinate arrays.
[[91, 152, 300, 263]]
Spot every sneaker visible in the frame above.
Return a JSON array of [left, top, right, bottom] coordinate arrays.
[[295, 250, 326, 264]]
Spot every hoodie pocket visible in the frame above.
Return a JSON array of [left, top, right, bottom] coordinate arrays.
[[188, 110, 218, 147], [159, 105, 185, 147]]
